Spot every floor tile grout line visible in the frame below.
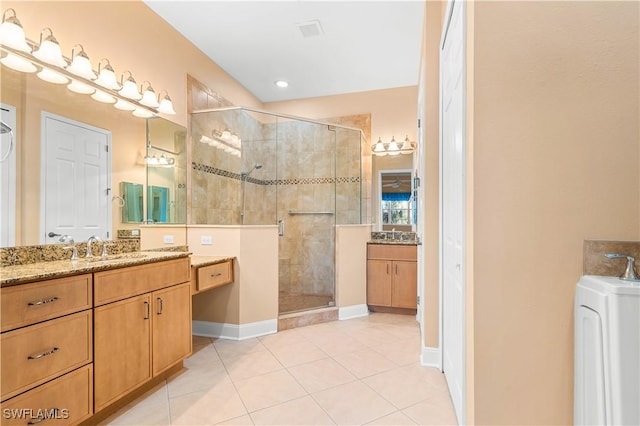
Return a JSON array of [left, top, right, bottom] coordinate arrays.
[[211, 339, 253, 421]]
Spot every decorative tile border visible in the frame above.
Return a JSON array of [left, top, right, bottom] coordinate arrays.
[[192, 162, 360, 186]]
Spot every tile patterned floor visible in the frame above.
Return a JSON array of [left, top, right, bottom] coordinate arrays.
[[102, 313, 458, 425]]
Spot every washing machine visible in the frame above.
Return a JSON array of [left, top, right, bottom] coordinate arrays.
[[574, 275, 640, 425]]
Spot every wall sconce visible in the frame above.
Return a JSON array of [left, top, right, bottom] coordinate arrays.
[[119, 71, 142, 100], [140, 81, 160, 108], [0, 8, 36, 72], [0, 8, 177, 118], [372, 135, 415, 156]]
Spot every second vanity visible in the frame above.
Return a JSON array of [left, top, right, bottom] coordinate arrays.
[[0, 247, 234, 425]]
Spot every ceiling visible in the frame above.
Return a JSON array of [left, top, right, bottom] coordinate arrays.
[[143, 1, 425, 103]]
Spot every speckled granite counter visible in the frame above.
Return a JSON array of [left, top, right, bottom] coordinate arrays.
[[190, 255, 235, 268], [1, 251, 190, 287]]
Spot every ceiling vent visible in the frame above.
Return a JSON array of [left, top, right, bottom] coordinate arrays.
[[296, 20, 324, 38]]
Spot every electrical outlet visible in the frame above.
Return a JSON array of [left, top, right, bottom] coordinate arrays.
[[163, 235, 174, 244], [201, 235, 213, 245]]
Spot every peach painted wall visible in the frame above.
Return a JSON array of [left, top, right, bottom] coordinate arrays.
[[139, 226, 188, 251], [188, 226, 278, 326], [418, 0, 443, 351], [265, 86, 418, 146], [467, 2, 639, 424], [335, 225, 372, 309]]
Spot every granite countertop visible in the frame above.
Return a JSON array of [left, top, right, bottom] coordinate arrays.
[[368, 240, 421, 246], [1, 251, 191, 287], [190, 255, 235, 268]]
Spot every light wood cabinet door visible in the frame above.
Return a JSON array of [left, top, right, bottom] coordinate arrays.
[[367, 260, 392, 306], [152, 283, 192, 376], [0, 365, 93, 425], [94, 294, 151, 412], [391, 261, 418, 308]]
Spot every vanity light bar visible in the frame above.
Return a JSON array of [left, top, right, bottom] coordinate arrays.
[[0, 8, 176, 118]]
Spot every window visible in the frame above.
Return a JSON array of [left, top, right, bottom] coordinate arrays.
[[381, 192, 414, 225]]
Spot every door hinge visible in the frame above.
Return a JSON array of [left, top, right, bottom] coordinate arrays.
[[105, 144, 109, 152], [107, 231, 110, 238], [417, 295, 420, 305], [106, 187, 111, 195], [418, 118, 421, 129]]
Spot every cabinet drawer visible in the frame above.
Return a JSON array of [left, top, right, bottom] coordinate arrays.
[[0, 365, 93, 425], [367, 244, 417, 261], [94, 257, 190, 306], [196, 261, 233, 292], [1, 310, 92, 401], [1, 274, 92, 332]]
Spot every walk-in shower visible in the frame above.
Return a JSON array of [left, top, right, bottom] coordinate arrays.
[[191, 107, 364, 314]]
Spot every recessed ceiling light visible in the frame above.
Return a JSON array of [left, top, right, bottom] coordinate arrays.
[[275, 80, 289, 88]]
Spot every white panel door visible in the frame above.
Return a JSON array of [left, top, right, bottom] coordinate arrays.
[[42, 113, 111, 244], [441, 0, 466, 423], [0, 104, 17, 247]]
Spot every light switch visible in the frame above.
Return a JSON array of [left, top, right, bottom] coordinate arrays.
[[163, 235, 174, 244], [201, 235, 213, 245]]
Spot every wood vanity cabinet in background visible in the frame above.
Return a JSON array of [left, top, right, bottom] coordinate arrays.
[[367, 244, 417, 313], [93, 258, 191, 412]]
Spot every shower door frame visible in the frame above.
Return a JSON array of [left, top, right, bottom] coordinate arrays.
[[191, 106, 364, 314]]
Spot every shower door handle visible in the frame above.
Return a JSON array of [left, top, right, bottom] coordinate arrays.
[[278, 219, 285, 236]]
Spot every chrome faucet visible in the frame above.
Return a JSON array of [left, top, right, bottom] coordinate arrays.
[[85, 235, 101, 258], [605, 253, 640, 282]]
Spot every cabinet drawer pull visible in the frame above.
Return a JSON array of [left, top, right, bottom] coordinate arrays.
[[27, 408, 60, 424], [157, 297, 163, 315], [27, 347, 59, 360], [386, 264, 390, 274], [211, 272, 223, 278], [28, 296, 59, 306], [395, 264, 398, 274], [143, 301, 150, 320]]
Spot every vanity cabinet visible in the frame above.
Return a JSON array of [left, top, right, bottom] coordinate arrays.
[[0, 274, 94, 425], [367, 244, 417, 311], [93, 258, 191, 412]]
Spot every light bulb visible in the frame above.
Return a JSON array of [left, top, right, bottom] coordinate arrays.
[[0, 9, 31, 52], [37, 68, 69, 84], [114, 100, 136, 111], [33, 29, 67, 67], [68, 80, 95, 94], [91, 90, 116, 104], [65, 46, 96, 80], [119, 72, 142, 100], [0, 54, 37, 72]]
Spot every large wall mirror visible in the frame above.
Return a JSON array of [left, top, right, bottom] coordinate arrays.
[[372, 153, 416, 232], [0, 64, 187, 247]]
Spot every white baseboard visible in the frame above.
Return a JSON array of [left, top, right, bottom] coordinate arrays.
[[193, 319, 277, 340], [421, 346, 441, 368], [339, 304, 369, 320]]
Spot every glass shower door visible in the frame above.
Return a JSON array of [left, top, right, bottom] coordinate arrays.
[[276, 118, 336, 314]]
